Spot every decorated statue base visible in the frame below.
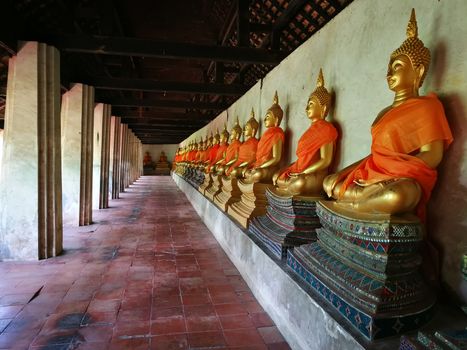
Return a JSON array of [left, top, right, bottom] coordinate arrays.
[[213, 177, 242, 212], [287, 201, 435, 340], [205, 174, 223, 201], [198, 173, 213, 195], [227, 181, 272, 228], [191, 168, 205, 188], [155, 162, 170, 175], [249, 187, 321, 260], [400, 329, 467, 350]]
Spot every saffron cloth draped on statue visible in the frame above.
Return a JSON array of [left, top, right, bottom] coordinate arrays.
[[254, 127, 285, 167], [279, 120, 337, 179], [226, 138, 259, 176], [221, 140, 242, 165], [339, 94, 453, 220], [207, 144, 228, 172]]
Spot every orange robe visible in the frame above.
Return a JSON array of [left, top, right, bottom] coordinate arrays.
[[207, 144, 220, 166], [339, 94, 453, 220], [226, 138, 259, 176], [207, 143, 228, 172], [279, 120, 337, 179], [221, 140, 242, 165], [254, 127, 285, 167]]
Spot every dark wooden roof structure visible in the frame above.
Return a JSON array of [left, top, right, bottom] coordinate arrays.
[[0, 0, 352, 144]]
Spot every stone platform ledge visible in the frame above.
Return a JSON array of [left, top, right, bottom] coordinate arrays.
[[173, 173, 400, 349]]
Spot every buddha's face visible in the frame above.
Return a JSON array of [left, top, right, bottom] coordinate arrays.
[[387, 54, 419, 92], [230, 129, 237, 141], [306, 96, 324, 121], [213, 137, 220, 145], [220, 134, 227, 143], [264, 111, 278, 128], [244, 123, 253, 137]]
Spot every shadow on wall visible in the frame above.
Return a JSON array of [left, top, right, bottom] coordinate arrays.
[[429, 92, 467, 305]]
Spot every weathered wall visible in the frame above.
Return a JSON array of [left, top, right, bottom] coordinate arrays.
[[142, 144, 179, 164], [0, 129, 3, 173], [182, 0, 467, 303]]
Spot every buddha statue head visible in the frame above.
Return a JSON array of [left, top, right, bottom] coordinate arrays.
[[220, 124, 230, 144], [207, 132, 213, 147], [264, 91, 283, 128], [231, 117, 243, 141], [387, 9, 430, 96], [306, 68, 331, 121], [244, 108, 259, 138], [213, 129, 220, 145]]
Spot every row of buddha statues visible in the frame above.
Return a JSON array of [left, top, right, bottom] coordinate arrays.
[[172, 9, 454, 340], [174, 8, 452, 223]]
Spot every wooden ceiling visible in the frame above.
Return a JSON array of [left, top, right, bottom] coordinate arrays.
[[0, 0, 352, 144]]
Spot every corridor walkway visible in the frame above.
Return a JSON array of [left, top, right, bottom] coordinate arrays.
[[0, 176, 290, 350]]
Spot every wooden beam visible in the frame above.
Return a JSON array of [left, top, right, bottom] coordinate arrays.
[[102, 98, 229, 110], [86, 77, 247, 96], [116, 111, 212, 121], [48, 35, 286, 65]]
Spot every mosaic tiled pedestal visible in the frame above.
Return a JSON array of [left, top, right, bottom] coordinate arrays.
[[198, 173, 213, 194], [213, 177, 242, 212], [400, 329, 467, 350], [227, 181, 272, 228], [249, 188, 321, 260], [287, 201, 435, 340], [205, 174, 223, 201], [190, 168, 205, 188]]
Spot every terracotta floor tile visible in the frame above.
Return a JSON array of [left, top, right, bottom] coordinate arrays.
[[224, 328, 265, 347], [151, 306, 184, 319], [250, 313, 274, 328], [219, 314, 255, 330], [215, 303, 248, 316], [151, 315, 186, 335], [181, 293, 211, 306], [151, 333, 189, 350], [186, 315, 222, 332], [187, 330, 226, 348], [184, 304, 216, 317]]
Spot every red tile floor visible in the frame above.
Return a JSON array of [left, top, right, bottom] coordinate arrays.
[[0, 176, 291, 350]]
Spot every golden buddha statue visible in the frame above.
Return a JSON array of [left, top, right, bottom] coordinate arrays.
[[228, 93, 285, 228], [323, 9, 453, 219], [159, 151, 168, 163], [274, 69, 338, 196], [143, 151, 152, 167], [227, 109, 260, 178], [212, 124, 230, 171], [242, 92, 285, 184], [216, 118, 243, 176]]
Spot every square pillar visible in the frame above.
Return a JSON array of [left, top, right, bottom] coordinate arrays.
[[61, 83, 94, 226], [109, 116, 121, 200], [0, 42, 62, 260]]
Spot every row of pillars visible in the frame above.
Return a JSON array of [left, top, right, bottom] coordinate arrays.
[[0, 42, 143, 261]]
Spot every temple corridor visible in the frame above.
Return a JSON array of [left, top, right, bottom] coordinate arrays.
[[0, 176, 289, 350]]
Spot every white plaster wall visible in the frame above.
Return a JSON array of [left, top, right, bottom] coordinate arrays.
[[141, 144, 178, 164], [181, 0, 467, 303], [0, 129, 3, 176]]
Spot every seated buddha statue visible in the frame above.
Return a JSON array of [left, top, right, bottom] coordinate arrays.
[[143, 151, 152, 167], [216, 118, 243, 175], [323, 9, 453, 220], [226, 109, 260, 178], [242, 92, 285, 184], [274, 69, 338, 196], [159, 151, 168, 163], [208, 125, 230, 173], [204, 131, 220, 172]]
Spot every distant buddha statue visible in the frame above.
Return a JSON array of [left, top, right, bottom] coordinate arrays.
[[205, 130, 220, 172], [216, 118, 243, 175], [209, 124, 230, 173], [274, 69, 338, 196], [226, 109, 259, 178], [323, 9, 453, 219], [242, 92, 285, 184], [143, 151, 152, 166], [159, 151, 168, 163]]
